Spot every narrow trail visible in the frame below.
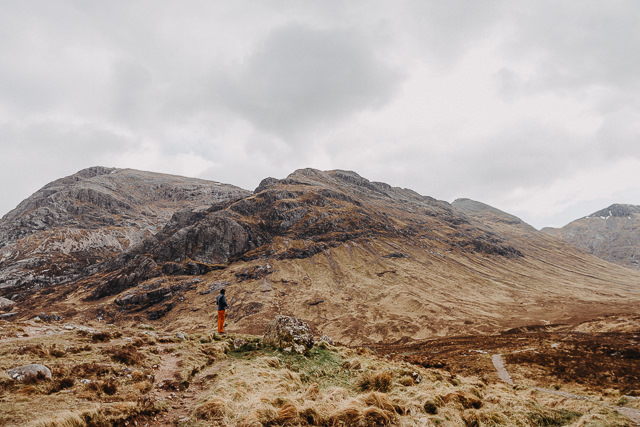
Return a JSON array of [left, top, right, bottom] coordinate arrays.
[[490, 354, 513, 385], [492, 352, 640, 426], [146, 344, 227, 426]]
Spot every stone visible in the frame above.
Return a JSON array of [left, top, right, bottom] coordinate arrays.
[[37, 313, 62, 322], [412, 371, 422, 384], [0, 297, 15, 310], [317, 334, 334, 345], [263, 315, 314, 354], [7, 364, 52, 382], [233, 338, 248, 350]]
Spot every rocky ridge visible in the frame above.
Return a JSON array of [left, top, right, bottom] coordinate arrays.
[[542, 203, 640, 270], [0, 167, 250, 291], [80, 168, 524, 300], [1, 168, 639, 345]]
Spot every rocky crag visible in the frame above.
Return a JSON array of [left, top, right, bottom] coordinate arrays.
[[543, 204, 640, 270], [0, 167, 250, 292], [1, 168, 639, 345]]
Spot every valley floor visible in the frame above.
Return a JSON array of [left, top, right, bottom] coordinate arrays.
[[0, 316, 638, 426]]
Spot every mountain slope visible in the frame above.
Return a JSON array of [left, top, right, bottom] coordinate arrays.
[[542, 204, 640, 270], [0, 166, 250, 291], [2, 168, 639, 345]]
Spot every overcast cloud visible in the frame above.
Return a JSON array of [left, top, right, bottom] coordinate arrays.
[[1, 0, 639, 229]]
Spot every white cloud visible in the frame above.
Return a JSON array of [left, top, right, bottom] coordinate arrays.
[[214, 23, 403, 138], [1, 1, 639, 230]]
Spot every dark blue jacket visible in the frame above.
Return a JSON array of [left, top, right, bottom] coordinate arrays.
[[216, 293, 228, 311]]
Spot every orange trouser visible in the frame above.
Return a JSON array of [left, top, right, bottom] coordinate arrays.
[[217, 310, 226, 333]]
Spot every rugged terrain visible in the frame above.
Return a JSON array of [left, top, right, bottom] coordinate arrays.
[[1, 167, 640, 425], [543, 204, 640, 270], [1, 167, 638, 346], [0, 318, 638, 426], [0, 167, 250, 292]]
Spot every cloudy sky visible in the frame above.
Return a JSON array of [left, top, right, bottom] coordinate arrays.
[[1, 1, 639, 229]]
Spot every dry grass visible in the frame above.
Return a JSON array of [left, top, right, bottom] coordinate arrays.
[[0, 320, 637, 426], [357, 371, 393, 393]]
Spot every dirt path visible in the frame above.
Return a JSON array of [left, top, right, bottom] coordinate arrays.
[[490, 354, 513, 385], [146, 345, 226, 426], [493, 352, 640, 426]]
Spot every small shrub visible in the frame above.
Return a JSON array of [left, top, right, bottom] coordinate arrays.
[[424, 400, 438, 414], [91, 332, 112, 342], [101, 379, 118, 395], [358, 371, 392, 393], [48, 377, 75, 394], [108, 345, 145, 366]]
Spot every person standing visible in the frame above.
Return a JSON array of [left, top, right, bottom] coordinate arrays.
[[216, 288, 228, 334]]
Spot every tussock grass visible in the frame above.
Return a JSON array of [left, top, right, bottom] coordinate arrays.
[[1, 321, 637, 426], [357, 370, 393, 393], [194, 396, 227, 421]]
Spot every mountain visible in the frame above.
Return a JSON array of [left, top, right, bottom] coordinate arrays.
[[542, 204, 640, 270], [0, 167, 250, 292], [1, 168, 639, 345]]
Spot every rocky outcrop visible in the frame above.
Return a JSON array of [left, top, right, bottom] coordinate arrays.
[[0, 167, 250, 293], [6, 167, 638, 346], [543, 204, 640, 270], [263, 315, 314, 354], [45, 168, 534, 301]]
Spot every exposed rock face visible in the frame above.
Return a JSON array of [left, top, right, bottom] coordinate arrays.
[[543, 204, 640, 270], [7, 364, 52, 382], [263, 315, 314, 354], [0, 167, 250, 292], [2, 167, 640, 346], [81, 168, 525, 299]]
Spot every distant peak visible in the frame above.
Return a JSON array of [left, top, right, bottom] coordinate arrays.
[[589, 204, 639, 219]]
